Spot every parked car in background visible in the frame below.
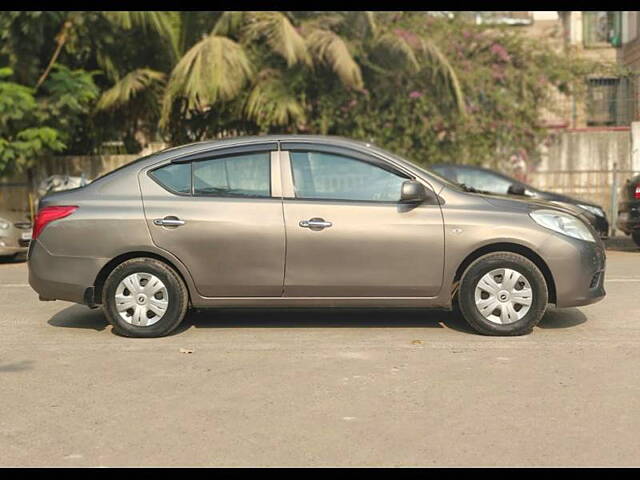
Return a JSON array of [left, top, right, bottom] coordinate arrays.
[[0, 210, 32, 260], [616, 173, 640, 246], [430, 163, 610, 239], [28, 136, 606, 338]]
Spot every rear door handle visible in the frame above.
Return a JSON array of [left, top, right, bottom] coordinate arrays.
[[299, 218, 332, 230], [153, 217, 186, 227]]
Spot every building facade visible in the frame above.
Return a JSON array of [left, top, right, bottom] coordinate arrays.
[[465, 11, 639, 129]]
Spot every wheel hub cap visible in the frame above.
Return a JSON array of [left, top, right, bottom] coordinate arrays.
[[474, 268, 533, 325], [115, 273, 168, 327]]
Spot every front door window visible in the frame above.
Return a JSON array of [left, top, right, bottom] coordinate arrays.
[[290, 151, 408, 202]]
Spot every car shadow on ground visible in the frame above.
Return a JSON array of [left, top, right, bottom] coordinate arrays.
[[48, 304, 109, 332], [47, 304, 587, 337], [537, 307, 587, 329], [0, 255, 27, 264]]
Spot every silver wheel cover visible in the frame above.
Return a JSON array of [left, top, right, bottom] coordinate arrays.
[[115, 273, 169, 326], [474, 268, 533, 325]]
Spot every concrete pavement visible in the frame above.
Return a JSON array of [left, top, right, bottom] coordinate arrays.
[[1, 241, 639, 466]]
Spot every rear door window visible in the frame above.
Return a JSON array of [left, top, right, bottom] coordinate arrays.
[[193, 152, 271, 198], [149, 163, 192, 194]]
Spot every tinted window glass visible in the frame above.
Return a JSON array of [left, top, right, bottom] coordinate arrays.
[[193, 152, 270, 197], [456, 168, 513, 194], [290, 151, 408, 202], [149, 163, 191, 194]]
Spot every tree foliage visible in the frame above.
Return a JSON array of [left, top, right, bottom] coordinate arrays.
[[0, 11, 610, 174], [0, 66, 97, 175]]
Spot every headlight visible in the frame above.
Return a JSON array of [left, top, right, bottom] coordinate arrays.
[[577, 204, 605, 218], [530, 209, 595, 242], [0, 219, 9, 230]]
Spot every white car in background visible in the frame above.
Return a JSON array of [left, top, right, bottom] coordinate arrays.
[[37, 174, 89, 198]]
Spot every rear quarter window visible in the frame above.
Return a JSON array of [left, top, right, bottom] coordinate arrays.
[[149, 163, 191, 194]]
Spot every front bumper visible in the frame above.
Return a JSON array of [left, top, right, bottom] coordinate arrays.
[[0, 245, 28, 257], [591, 215, 610, 239], [0, 232, 29, 257], [539, 234, 606, 308]]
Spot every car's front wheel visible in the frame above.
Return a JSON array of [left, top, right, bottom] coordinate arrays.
[[457, 252, 548, 336], [102, 258, 189, 338]]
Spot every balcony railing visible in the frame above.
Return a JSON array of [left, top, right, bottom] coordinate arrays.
[[475, 11, 534, 26]]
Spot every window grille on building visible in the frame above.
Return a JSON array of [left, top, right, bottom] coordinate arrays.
[[586, 77, 639, 126]]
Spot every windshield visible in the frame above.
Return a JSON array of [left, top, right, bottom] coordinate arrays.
[[367, 145, 463, 190]]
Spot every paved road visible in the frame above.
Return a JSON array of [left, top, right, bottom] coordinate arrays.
[[1, 242, 639, 466]]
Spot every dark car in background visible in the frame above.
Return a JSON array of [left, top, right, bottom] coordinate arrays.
[[616, 173, 640, 246], [430, 163, 610, 239]]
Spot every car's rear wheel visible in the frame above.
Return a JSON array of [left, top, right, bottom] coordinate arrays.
[[457, 252, 548, 336], [632, 231, 640, 247], [103, 258, 189, 338]]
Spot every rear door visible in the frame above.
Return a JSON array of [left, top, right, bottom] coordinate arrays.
[[138, 144, 286, 297]]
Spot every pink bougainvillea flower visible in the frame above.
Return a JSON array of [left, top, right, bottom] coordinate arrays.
[[409, 91, 423, 99], [490, 43, 511, 62]]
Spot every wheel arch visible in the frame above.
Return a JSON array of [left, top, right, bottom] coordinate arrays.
[[452, 242, 557, 305], [93, 251, 192, 305]]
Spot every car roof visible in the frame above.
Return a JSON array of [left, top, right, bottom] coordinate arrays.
[[90, 135, 453, 193], [156, 135, 374, 156]]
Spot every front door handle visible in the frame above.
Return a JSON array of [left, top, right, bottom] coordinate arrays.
[[153, 217, 186, 227], [299, 218, 332, 230]]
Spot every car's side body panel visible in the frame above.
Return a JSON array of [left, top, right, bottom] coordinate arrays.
[[27, 135, 606, 312]]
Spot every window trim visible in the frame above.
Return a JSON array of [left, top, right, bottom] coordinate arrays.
[[283, 147, 414, 204]]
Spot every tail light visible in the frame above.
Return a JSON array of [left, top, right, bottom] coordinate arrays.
[[635, 184, 640, 200], [33, 206, 77, 240]]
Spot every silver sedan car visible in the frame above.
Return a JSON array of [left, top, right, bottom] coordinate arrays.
[[28, 136, 606, 337], [0, 210, 32, 260]]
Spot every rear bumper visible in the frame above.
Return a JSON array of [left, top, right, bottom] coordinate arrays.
[[616, 214, 640, 234], [28, 240, 105, 304]]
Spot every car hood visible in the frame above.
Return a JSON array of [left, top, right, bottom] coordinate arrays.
[[478, 192, 592, 218], [531, 189, 604, 211]]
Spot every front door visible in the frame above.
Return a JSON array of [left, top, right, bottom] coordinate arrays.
[[281, 147, 445, 297], [139, 148, 285, 297]]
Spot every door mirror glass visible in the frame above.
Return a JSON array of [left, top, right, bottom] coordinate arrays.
[[507, 183, 527, 196], [400, 180, 429, 203]]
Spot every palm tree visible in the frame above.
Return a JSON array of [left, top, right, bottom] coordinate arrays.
[[157, 11, 465, 142], [35, 11, 178, 90], [91, 11, 466, 146]]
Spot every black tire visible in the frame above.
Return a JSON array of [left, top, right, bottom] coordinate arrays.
[[632, 231, 640, 247], [457, 252, 548, 336], [103, 257, 189, 338]]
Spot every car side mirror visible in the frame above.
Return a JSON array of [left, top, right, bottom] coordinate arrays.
[[507, 183, 527, 196], [400, 180, 431, 204]]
